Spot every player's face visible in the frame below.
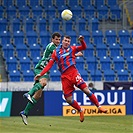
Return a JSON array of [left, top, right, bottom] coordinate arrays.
[[52, 36, 61, 46], [62, 37, 71, 49]]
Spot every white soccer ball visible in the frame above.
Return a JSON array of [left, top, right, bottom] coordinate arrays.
[[61, 9, 73, 21]]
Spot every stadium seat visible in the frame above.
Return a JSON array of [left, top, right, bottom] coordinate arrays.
[[29, 0, 39, 7], [13, 31, 24, 45], [105, 30, 117, 44], [32, 56, 41, 67], [23, 18, 35, 31], [19, 56, 31, 71], [50, 70, 61, 81], [16, 0, 26, 7], [16, 44, 28, 58], [126, 56, 133, 70], [66, 30, 77, 44], [0, 31, 11, 45], [18, 5, 30, 17], [108, 43, 121, 57], [103, 70, 116, 81], [84, 43, 94, 57], [6, 56, 18, 71], [67, 0, 79, 7], [78, 69, 89, 81], [6, 5, 17, 17], [50, 17, 60, 32], [0, 18, 7, 31], [97, 5, 109, 21], [9, 70, 21, 81], [94, 0, 105, 7], [23, 70, 34, 81], [91, 17, 99, 31], [62, 19, 73, 32], [92, 30, 104, 45], [10, 18, 21, 32], [122, 44, 133, 57], [84, 5, 95, 18], [118, 30, 130, 45], [75, 57, 85, 70], [2, 44, 14, 59], [29, 43, 41, 58], [96, 43, 107, 57], [0, 6, 4, 18], [81, 0, 91, 7], [26, 31, 38, 45], [89, 70, 102, 81], [116, 69, 129, 81], [76, 17, 87, 31], [87, 57, 98, 71], [71, 5, 82, 18], [112, 56, 125, 70], [107, 0, 117, 7], [110, 5, 121, 20], [45, 5, 56, 17], [32, 5, 43, 17], [37, 17, 47, 32], [100, 56, 112, 70]]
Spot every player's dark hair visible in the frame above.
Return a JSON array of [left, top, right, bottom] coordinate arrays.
[[52, 32, 61, 39], [64, 35, 71, 40]]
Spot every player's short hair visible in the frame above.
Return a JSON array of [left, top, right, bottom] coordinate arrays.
[[88, 82, 94, 87], [52, 32, 61, 39], [64, 35, 71, 40]]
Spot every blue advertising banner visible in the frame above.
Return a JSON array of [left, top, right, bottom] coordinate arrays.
[[44, 90, 133, 116]]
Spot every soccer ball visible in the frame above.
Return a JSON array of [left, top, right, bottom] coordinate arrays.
[[61, 9, 73, 21]]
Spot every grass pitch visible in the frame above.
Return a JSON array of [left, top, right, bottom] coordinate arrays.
[[0, 116, 133, 133]]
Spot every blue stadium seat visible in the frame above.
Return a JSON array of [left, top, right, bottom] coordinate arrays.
[[32, 5, 43, 17], [108, 43, 120, 57], [42, 0, 54, 7], [50, 17, 60, 32], [67, 0, 79, 7], [90, 70, 102, 81], [24, 18, 35, 31], [29, 0, 39, 7], [16, 44, 28, 58], [75, 57, 85, 70], [118, 30, 130, 45], [126, 56, 133, 70], [2, 44, 14, 58], [96, 43, 107, 57], [13, 31, 24, 45], [3, 0, 13, 6], [91, 17, 99, 31], [84, 5, 95, 17], [112, 56, 125, 70], [11, 18, 21, 32], [9, 70, 21, 81], [29, 43, 41, 58], [50, 70, 61, 81], [79, 30, 91, 43], [26, 31, 38, 45], [107, 0, 117, 7], [76, 17, 87, 31], [32, 57, 41, 67], [78, 69, 89, 81], [39, 31, 51, 46], [0, 31, 11, 45], [23, 70, 34, 81], [122, 44, 133, 57], [16, 0, 26, 7], [71, 5, 82, 18], [6, 56, 18, 71], [87, 57, 98, 70], [6, 5, 17, 17], [0, 6, 4, 18], [110, 5, 121, 20], [18, 5, 30, 17], [97, 5, 109, 21], [0, 18, 7, 31], [84, 43, 94, 57], [19, 56, 31, 71], [66, 30, 77, 44], [92, 30, 104, 45], [37, 17, 47, 32], [105, 30, 117, 44], [62, 19, 73, 32], [95, 0, 105, 7], [117, 69, 129, 81], [51, 63, 58, 70], [81, 0, 91, 7], [45, 5, 56, 17], [100, 56, 112, 70], [103, 70, 116, 81]]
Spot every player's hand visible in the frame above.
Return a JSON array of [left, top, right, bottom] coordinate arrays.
[[78, 35, 84, 42], [34, 74, 41, 81], [75, 52, 83, 57]]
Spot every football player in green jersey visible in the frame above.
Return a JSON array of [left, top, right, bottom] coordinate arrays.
[[20, 32, 61, 125]]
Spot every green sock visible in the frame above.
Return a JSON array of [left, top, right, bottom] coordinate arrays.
[[24, 97, 37, 115], [28, 82, 43, 96]]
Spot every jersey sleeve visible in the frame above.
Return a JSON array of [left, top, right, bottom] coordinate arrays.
[[76, 40, 87, 52]]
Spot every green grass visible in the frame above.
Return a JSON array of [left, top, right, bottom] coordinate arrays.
[[0, 116, 133, 133]]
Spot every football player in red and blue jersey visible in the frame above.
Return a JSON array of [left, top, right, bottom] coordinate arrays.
[[35, 35, 107, 122]]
